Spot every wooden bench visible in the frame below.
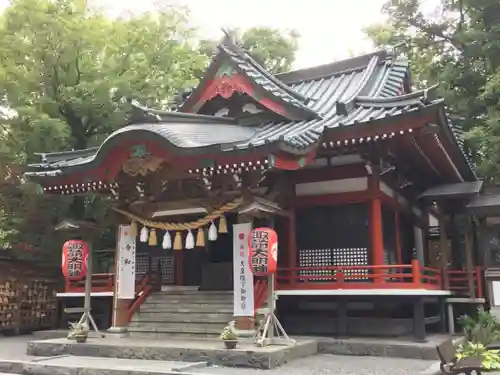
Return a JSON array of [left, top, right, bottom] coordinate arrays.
[[436, 339, 483, 375]]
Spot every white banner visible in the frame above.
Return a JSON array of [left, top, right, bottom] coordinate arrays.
[[233, 223, 254, 316], [117, 225, 136, 299]]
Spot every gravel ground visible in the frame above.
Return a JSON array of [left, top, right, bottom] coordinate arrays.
[[195, 354, 436, 375]]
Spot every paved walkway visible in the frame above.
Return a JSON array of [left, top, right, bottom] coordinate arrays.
[[0, 335, 34, 361]]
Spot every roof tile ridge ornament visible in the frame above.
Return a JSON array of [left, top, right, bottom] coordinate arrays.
[[335, 55, 380, 116], [386, 41, 406, 66], [130, 100, 237, 124], [220, 28, 315, 107]]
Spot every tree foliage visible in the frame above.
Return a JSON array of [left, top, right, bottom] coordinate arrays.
[[365, 0, 500, 182], [0, 0, 300, 259]]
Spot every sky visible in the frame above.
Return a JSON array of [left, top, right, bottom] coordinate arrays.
[[104, 0, 390, 69], [0, 0, 438, 69]]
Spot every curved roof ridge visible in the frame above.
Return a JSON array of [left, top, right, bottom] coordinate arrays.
[[356, 84, 440, 107], [217, 42, 320, 119], [334, 55, 380, 115], [221, 39, 311, 104], [219, 31, 310, 103], [34, 147, 99, 164]]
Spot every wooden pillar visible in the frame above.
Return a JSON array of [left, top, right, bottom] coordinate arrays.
[[464, 220, 476, 298], [395, 210, 403, 265], [336, 297, 348, 338], [288, 209, 298, 287], [175, 251, 184, 286], [412, 297, 426, 342], [370, 198, 384, 279], [438, 208, 450, 290], [369, 168, 384, 282]]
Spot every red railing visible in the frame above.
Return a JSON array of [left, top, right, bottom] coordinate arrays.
[[277, 260, 442, 290], [64, 273, 114, 294], [126, 273, 153, 322], [446, 266, 483, 298]]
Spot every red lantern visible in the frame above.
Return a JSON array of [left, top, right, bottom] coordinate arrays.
[[248, 228, 278, 276], [62, 240, 89, 281]]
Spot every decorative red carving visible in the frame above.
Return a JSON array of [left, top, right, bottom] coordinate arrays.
[[208, 75, 246, 100]]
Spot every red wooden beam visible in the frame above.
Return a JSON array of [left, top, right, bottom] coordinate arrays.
[[293, 163, 368, 184], [293, 190, 371, 208]]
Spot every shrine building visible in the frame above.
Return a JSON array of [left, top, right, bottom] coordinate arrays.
[[25, 35, 485, 341]]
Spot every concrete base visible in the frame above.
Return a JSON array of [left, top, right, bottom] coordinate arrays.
[[107, 326, 130, 338], [318, 335, 464, 361], [26, 337, 318, 369]]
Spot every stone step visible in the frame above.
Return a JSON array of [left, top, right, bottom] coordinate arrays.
[[156, 289, 233, 295], [128, 330, 220, 339], [146, 296, 233, 304], [26, 337, 318, 369], [0, 356, 207, 375], [128, 320, 226, 331], [131, 311, 233, 323], [128, 325, 223, 339], [140, 302, 232, 311]]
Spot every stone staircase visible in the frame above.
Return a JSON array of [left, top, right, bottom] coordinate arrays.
[[128, 286, 234, 339]]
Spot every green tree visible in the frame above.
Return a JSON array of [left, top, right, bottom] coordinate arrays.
[[0, 0, 302, 258], [0, 0, 206, 257], [365, 0, 500, 182]]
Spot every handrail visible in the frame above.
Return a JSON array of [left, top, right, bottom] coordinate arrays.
[[126, 275, 152, 322], [126, 262, 161, 322], [445, 266, 483, 298], [64, 273, 114, 294], [276, 260, 442, 290]]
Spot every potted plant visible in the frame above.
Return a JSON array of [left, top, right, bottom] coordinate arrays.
[[67, 322, 89, 343], [220, 321, 238, 349]]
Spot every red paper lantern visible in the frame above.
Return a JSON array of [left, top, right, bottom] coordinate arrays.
[[248, 227, 278, 276], [62, 240, 89, 281]]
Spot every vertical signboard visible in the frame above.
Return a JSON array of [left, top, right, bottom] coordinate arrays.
[[233, 223, 254, 316], [117, 225, 136, 299]]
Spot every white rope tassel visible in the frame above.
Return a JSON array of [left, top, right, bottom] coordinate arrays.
[[208, 221, 218, 241], [139, 226, 148, 243], [162, 230, 172, 249], [185, 230, 195, 249]]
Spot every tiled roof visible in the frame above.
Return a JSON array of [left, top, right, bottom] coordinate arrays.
[[26, 44, 473, 181], [180, 35, 320, 121]]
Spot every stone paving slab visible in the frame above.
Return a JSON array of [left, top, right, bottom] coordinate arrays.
[[0, 356, 209, 375], [26, 337, 318, 369], [317, 335, 452, 360]]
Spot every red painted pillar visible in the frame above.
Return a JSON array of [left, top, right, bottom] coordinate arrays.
[[395, 210, 402, 265], [370, 197, 384, 283], [369, 167, 384, 284], [287, 210, 298, 286]]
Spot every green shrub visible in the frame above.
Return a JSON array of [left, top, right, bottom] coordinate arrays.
[[458, 310, 500, 345], [458, 342, 500, 370]]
